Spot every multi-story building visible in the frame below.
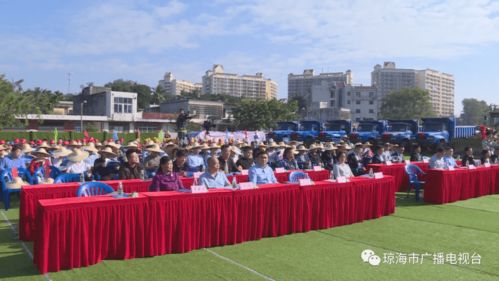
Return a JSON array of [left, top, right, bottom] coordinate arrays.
[[416, 69, 455, 116], [371, 62, 418, 103], [158, 72, 202, 96], [202, 64, 277, 100], [159, 99, 224, 120]]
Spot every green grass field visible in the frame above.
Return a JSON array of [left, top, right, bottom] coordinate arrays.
[[2, 193, 499, 281]]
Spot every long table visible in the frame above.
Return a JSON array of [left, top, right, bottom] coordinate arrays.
[[33, 176, 395, 273], [367, 162, 430, 192], [423, 165, 499, 204], [19, 170, 330, 241]]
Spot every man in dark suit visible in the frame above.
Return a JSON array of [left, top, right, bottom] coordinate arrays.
[[347, 143, 365, 176], [461, 146, 475, 167], [410, 144, 423, 162], [371, 146, 385, 164]]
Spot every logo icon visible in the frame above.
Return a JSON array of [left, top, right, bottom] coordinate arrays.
[[361, 249, 381, 266]]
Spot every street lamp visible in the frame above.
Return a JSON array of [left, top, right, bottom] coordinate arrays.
[[80, 100, 87, 132]]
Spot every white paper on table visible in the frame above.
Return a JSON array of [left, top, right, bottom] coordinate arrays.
[[336, 176, 347, 183], [275, 168, 286, 173], [241, 169, 249, 175], [239, 182, 255, 190], [468, 165, 476, 170], [484, 163, 491, 168], [385, 160, 393, 166], [374, 172, 384, 179], [448, 166, 455, 171], [405, 160, 411, 165], [193, 172, 203, 178], [191, 185, 208, 193], [313, 166, 322, 171], [298, 178, 314, 186]]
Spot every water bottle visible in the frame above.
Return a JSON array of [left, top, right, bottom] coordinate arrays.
[[118, 182, 124, 195], [330, 169, 335, 180], [369, 168, 374, 178], [80, 173, 85, 183], [140, 169, 146, 180], [232, 176, 238, 189]]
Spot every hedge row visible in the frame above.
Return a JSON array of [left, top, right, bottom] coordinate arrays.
[[0, 131, 164, 143]]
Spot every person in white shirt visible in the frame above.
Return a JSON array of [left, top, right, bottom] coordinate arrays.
[[382, 143, 393, 162], [333, 152, 354, 179], [66, 149, 92, 175], [429, 148, 446, 169]]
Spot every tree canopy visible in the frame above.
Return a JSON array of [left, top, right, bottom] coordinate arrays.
[[379, 88, 435, 120], [232, 99, 299, 130], [459, 98, 489, 125]]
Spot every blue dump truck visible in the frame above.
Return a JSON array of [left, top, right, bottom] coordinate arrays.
[[349, 120, 388, 144], [380, 119, 419, 148], [318, 120, 352, 143], [291, 120, 322, 144], [267, 121, 299, 142], [416, 117, 477, 149]]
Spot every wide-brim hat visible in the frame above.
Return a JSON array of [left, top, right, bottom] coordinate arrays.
[[296, 145, 308, 151], [0, 144, 7, 151], [68, 140, 83, 147], [53, 146, 73, 158], [200, 144, 211, 150], [190, 143, 204, 149], [363, 142, 373, 147], [38, 141, 51, 149], [277, 142, 287, 148], [98, 146, 117, 158], [105, 141, 121, 152], [67, 149, 89, 162], [267, 142, 279, 148], [31, 147, 51, 158], [6, 177, 28, 189], [125, 141, 140, 149], [324, 144, 338, 151], [145, 140, 156, 148], [146, 144, 163, 153], [23, 144, 33, 153], [83, 142, 99, 153], [354, 142, 363, 147]]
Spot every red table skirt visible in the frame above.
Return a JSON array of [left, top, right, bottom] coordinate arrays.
[[367, 162, 429, 192], [34, 177, 396, 273], [19, 179, 151, 241], [424, 166, 498, 204], [34, 195, 149, 273]]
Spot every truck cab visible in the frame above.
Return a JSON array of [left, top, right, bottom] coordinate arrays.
[[319, 120, 352, 143], [291, 120, 322, 144], [416, 117, 455, 146], [349, 120, 388, 144], [267, 121, 299, 142], [381, 119, 418, 148]]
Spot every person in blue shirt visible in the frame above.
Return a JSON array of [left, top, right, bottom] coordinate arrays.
[[199, 157, 231, 188], [186, 145, 205, 172], [0, 145, 26, 170], [249, 150, 278, 185], [443, 147, 457, 168]]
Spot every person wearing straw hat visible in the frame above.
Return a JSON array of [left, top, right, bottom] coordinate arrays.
[[0, 144, 27, 170], [118, 149, 144, 180], [295, 145, 311, 170], [321, 143, 337, 170], [186, 143, 205, 172], [51, 145, 73, 169], [93, 147, 119, 181], [28, 147, 51, 175], [66, 149, 92, 177], [144, 144, 163, 176], [83, 142, 100, 166], [308, 144, 323, 168]]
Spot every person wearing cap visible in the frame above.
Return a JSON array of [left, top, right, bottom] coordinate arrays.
[[149, 156, 184, 191], [173, 149, 188, 175], [249, 150, 278, 185], [119, 149, 144, 180], [410, 144, 423, 162], [333, 152, 354, 179], [186, 144, 205, 172], [218, 144, 239, 174], [66, 149, 92, 176], [236, 146, 254, 170], [295, 145, 311, 170], [0, 144, 27, 170], [277, 147, 299, 170], [391, 145, 405, 163], [199, 157, 231, 188], [347, 143, 366, 176], [28, 147, 51, 175]]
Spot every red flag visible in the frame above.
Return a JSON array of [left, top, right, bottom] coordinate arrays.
[[83, 130, 89, 138], [137, 128, 141, 140]]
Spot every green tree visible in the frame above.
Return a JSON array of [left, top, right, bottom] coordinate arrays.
[[0, 75, 33, 128], [22, 87, 64, 114], [105, 79, 152, 110], [379, 88, 435, 120], [460, 98, 489, 125], [233, 99, 299, 130]]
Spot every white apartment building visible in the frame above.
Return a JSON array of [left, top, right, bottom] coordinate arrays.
[[158, 72, 202, 96], [202, 65, 278, 100], [416, 69, 455, 116]]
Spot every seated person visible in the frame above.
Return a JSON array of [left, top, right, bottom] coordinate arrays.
[[218, 144, 239, 174], [443, 147, 457, 168], [0, 145, 26, 170], [199, 157, 231, 188], [370, 146, 385, 164], [173, 149, 188, 175], [144, 144, 163, 176], [29, 148, 51, 175], [186, 145, 205, 172], [295, 145, 311, 170], [333, 152, 354, 179], [480, 149, 491, 165], [149, 156, 183, 191], [277, 147, 299, 170], [492, 147, 499, 164], [93, 147, 119, 180], [236, 146, 254, 170], [66, 149, 92, 176], [382, 143, 393, 162], [347, 143, 365, 176], [461, 146, 475, 167], [390, 145, 405, 163], [118, 149, 144, 180], [429, 147, 446, 169], [410, 144, 423, 162], [249, 150, 278, 185]]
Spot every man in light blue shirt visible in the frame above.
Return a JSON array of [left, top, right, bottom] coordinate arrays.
[[199, 157, 230, 188], [0, 145, 26, 170], [249, 150, 278, 185], [443, 147, 457, 168], [429, 147, 446, 169], [187, 146, 205, 172]]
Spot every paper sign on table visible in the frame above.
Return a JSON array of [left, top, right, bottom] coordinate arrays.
[[313, 166, 323, 171], [468, 165, 476, 170], [336, 176, 347, 183], [405, 160, 411, 165], [239, 182, 255, 190], [275, 168, 286, 173], [385, 160, 392, 166], [374, 172, 384, 179], [193, 172, 203, 178], [422, 158, 429, 163], [241, 169, 249, 175], [190, 185, 208, 193], [298, 178, 313, 186], [448, 166, 455, 171], [484, 163, 491, 168]]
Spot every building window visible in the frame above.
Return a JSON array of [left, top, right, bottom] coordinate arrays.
[[330, 100, 335, 107], [369, 92, 375, 97], [114, 97, 133, 113], [330, 91, 335, 98], [369, 109, 374, 114], [356, 109, 361, 113], [369, 100, 374, 105], [347, 100, 351, 105], [356, 92, 361, 97], [356, 100, 361, 105]]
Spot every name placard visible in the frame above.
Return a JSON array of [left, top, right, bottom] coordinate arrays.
[[298, 178, 314, 186], [239, 182, 255, 190], [484, 163, 491, 168], [468, 165, 476, 170], [374, 172, 384, 179], [336, 176, 347, 183], [190, 185, 208, 193], [241, 169, 249, 175], [422, 159, 429, 163], [385, 161, 393, 166], [313, 166, 323, 171], [275, 168, 286, 173], [448, 166, 455, 171], [405, 160, 411, 165], [193, 172, 203, 178]]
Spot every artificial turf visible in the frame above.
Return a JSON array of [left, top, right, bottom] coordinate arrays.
[[1, 193, 499, 281]]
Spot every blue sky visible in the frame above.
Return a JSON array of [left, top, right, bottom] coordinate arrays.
[[1, 0, 498, 115]]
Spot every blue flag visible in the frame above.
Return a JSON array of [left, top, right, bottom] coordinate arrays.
[[113, 130, 119, 141]]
